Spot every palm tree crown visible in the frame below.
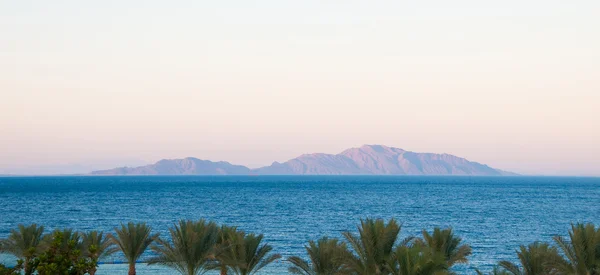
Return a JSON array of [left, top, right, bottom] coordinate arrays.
[[0, 224, 45, 258], [388, 245, 449, 275], [342, 218, 402, 275], [415, 227, 472, 267], [552, 223, 600, 275], [109, 222, 158, 275], [149, 219, 219, 275], [214, 224, 242, 275], [218, 230, 281, 275], [288, 237, 350, 275], [0, 224, 45, 275], [82, 231, 118, 275], [498, 242, 562, 275]]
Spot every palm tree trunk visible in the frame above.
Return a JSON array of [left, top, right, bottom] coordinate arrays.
[[128, 262, 136, 275], [24, 257, 33, 275], [89, 267, 97, 275], [220, 264, 228, 275]]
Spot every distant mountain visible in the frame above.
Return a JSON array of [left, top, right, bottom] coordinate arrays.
[[91, 158, 251, 175], [90, 145, 516, 176], [255, 145, 516, 176]]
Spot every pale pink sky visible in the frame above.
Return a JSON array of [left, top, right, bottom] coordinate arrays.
[[1, 1, 599, 175]]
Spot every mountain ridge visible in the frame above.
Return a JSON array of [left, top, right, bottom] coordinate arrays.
[[90, 145, 517, 176]]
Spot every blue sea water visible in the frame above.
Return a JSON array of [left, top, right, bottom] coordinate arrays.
[[0, 176, 598, 274]]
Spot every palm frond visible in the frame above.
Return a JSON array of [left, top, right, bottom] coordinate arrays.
[[82, 230, 119, 260], [342, 218, 401, 275], [416, 227, 472, 267], [109, 222, 158, 266], [551, 223, 600, 274], [388, 245, 449, 275], [218, 231, 281, 275], [498, 261, 522, 275], [0, 224, 45, 258], [287, 256, 313, 275], [149, 219, 218, 275]]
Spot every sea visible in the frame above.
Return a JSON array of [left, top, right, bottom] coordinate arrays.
[[0, 176, 598, 274]]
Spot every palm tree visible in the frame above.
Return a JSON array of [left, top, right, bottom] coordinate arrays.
[[414, 227, 471, 267], [288, 237, 351, 275], [217, 230, 281, 275], [109, 222, 158, 275], [82, 231, 118, 275], [342, 218, 402, 275], [498, 242, 562, 275], [0, 224, 45, 274], [214, 225, 242, 275], [551, 223, 600, 275], [387, 245, 449, 275], [149, 220, 219, 275]]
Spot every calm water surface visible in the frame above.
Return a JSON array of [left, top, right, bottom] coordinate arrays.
[[0, 176, 598, 274]]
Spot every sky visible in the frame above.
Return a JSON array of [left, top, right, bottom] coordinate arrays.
[[1, 0, 599, 175]]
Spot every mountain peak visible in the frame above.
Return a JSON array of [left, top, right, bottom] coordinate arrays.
[[360, 144, 388, 149], [183, 157, 200, 161], [341, 144, 405, 155], [361, 144, 404, 151]]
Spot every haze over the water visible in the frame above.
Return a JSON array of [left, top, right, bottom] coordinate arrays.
[[1, 1, 598, 176]]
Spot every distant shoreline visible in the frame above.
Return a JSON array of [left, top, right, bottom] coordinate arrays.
[[2, 174, 599, 178]]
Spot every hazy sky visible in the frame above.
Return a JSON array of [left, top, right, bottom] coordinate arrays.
[[1, 0, 599, 175]]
